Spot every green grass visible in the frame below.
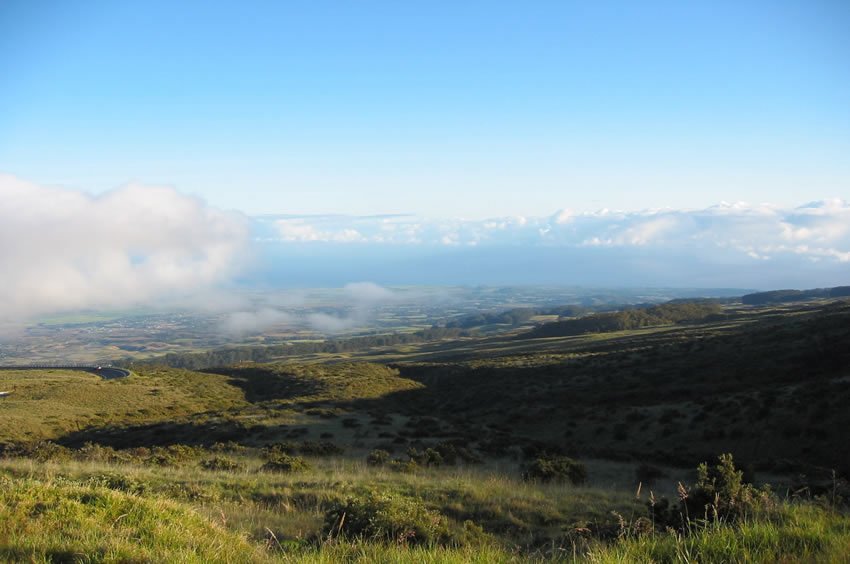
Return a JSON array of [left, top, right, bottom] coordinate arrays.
[[0, 368, 247, 442], [2, 300, 849, 561], [207, 362, 424, 405], [1, 456, 849, 562], [588, 504, 850, 563], [0, 475, 271, 563], [0, 455, 641, 550]]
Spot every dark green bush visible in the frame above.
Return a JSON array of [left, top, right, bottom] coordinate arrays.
[[87, 473, 148, 495], [199, 456, 244, 472], [144, 444, 205, 467], [406, 447, 444, 467], [324, 491, 449, 545], [1, 441, 71, 462], [432, 441, 480, 465], [260, 453, 310, 473], [366, 449, 391, 466], [75, 442, 128, 463], [262, 442, 299, 457], [635, 463, 666, 486], [388, 458, 419, 473], [211, 441, 250, 455], [298, 441, 343, 456], [524, 455, 587, 485], [685, 453, 770, 521]]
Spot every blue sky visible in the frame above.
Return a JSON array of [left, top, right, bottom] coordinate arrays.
[[2, 0, 849, 217], [0, 1, 849, 314]]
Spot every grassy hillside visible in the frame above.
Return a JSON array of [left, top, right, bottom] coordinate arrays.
[[0, 451, 848, 562], [0, 454, 640, 553], [360, 299, 850, 474], [2, 299, 849, 561], [0, 368, 246, 442], [24, 300, 849, 478], [0, 475, 271, 563]]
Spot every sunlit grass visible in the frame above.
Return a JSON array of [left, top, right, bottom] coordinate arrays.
[[0, 368, 248, 442]]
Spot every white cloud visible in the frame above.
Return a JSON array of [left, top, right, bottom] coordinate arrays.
[[215, 282, 404, 336], [344, 281, 396, 302], [552, 209, 574, 224], [0, 174, 249, 320], [306, 312, 359, 333], [256, 200, 850, 266], [275, 218, 366, 243], [220, 308, 294, 336]]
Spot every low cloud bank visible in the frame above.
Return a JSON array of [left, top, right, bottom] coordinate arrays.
[[219, 282, 401, 336], [0, 175, 249, 320], [254, 201, 850, 289], [3, 172, 847, 325], [259, 200, 850, 264]]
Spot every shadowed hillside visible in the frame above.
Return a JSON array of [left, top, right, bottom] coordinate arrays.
[[55, 300, 850, 477]]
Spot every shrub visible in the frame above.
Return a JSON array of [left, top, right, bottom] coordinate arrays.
[[260, 453, 310, 473], [210, 441, 249, 455], [145, 445, 204, 467], [613, 424, 629, 441], [2, 441, 71, 462], [406, 417, 444, 438], [659, 408, 682, 424], [324, 491, 449, 545], [406, 447, 444, 467], [432, 441, 480, 465], [262, 442, 299, 457], [298, 441, 343, 456], [199, 456, 244, 472], [388, 459, 419, 473], [87, 473, 148, 495], [75, 442, 125, 463], [520, 441, 563, 459], [685, 453, 770, 521], [370, 414, 393, 426], [366, 449, 391, 466], [635, 463, 666, 487], [524, 455, 587, 485]]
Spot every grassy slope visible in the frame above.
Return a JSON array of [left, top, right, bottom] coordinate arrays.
[[0, 476, 271, 563], [1, 457, 849, 563], [353, 300, 850, 473], [47, 363, 425, 449], [0, 368, 246, 442], [590, 504, 850, 563], [24, 302, 850, 475], [0, 456, 639, 558], [1, 301, 849, 561]]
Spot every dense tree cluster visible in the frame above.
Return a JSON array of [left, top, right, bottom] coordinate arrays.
[[444, 305, 588, 328], [525, 302, 723, 338], [742, 286, 850, 305]]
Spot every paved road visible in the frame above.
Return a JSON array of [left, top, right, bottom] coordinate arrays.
[[0, 365, 130, 380]]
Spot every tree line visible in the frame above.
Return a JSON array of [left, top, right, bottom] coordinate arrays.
[[742, 286, 850, 305], [443, 305, 589, 329], [523, 302, 724, 338]]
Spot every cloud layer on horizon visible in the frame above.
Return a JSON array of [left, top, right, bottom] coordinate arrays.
[[2, 173, 848, 325], [258, 200, 850, 265], [0, 175, 250, 320]]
